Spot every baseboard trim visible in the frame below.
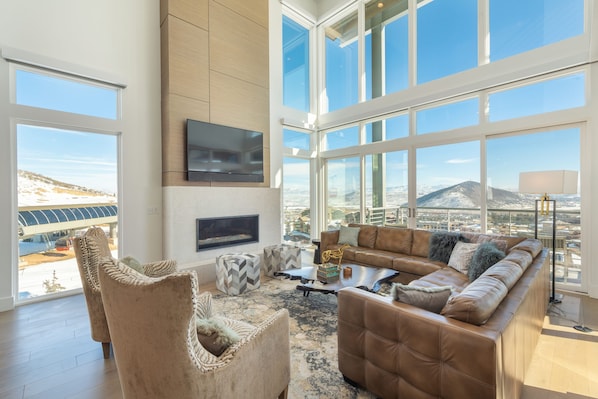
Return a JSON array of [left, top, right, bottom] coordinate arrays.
[[0, 295, 15, 312]]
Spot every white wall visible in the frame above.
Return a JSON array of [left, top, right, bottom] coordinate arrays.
[[0, 0, 163, 310]]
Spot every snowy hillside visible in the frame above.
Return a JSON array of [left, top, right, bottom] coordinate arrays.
[[18, 170, 117, 207]]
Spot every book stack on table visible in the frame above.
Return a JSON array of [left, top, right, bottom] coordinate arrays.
[[317, 263, 340, 283]]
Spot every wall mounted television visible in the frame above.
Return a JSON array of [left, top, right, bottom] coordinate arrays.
[[186, 119, 264, 183]]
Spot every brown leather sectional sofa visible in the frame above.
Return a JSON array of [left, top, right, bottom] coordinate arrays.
[[322, 224, 550, 399]]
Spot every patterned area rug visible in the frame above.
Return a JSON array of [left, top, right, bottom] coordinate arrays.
[[212, 275, 382, 399]]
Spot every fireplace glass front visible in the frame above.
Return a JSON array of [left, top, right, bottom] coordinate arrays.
[[196, 215, 259, 251]]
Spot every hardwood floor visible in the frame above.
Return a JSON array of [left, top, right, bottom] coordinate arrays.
[[1, 288, 597, 399]]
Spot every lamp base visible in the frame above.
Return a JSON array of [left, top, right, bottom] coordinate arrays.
[[550, 293, 563, 304]]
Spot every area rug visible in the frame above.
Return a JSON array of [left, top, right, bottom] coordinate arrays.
[[211, 275, 380, 399]]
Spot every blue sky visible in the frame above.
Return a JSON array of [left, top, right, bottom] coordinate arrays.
[[17, 0, 585, 199], [284, 0, 584, 194], [17, 125, 118, 194], [16, 69, 118, 195]]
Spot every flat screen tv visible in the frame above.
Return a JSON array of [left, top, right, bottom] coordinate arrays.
[[186, 119, 264, 183]]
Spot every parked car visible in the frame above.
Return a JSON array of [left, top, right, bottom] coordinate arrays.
[[54, 237, 71, 251]]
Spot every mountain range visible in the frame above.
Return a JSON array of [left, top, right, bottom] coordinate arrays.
[[18, 170, 579, 211], [18, 169, 116, 207], [416, 180, 524, 209]]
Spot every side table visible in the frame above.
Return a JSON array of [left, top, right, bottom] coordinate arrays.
[[312, 239, 321, 264], [215, 253, 261, 295]]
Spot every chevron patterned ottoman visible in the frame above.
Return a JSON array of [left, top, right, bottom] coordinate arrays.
[[262, 244, 302, 277], [215, 253, 261, 295]]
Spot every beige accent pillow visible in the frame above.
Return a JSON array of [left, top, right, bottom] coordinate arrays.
[[448, 242, 480, 275], [474, 234, 508, 252], [391, 283, 452, 313]]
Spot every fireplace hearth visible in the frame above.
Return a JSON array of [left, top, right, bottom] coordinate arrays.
[[196, 215, 259, 251]]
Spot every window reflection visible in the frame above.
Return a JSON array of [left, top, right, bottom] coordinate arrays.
[[325, 11, 359, 112]]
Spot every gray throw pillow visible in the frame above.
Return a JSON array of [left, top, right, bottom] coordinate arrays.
[[391, 283, 452, 313], [428, 232, 464, 263], [468, 242, 506, 281], [338, 225, 360, 246]]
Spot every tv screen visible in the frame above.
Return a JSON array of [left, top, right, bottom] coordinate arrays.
[[186, 119, 264, 183]]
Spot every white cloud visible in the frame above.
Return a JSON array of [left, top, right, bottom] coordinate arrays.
[[446, 158, 476, 164]]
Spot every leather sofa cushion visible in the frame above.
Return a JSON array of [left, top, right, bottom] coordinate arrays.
[[392, 255, 444, 277], [338, 245, 357, 261], [441, 274, 509, 325], [411, 229, 432, 258], [353, 248, 396, 269], [510, 239, 543, 258], [349, 223, 378, 248], [439, 244, 536, 325], [411, 266, 470, 294], [483, 260, 523, 290], [375, 226, 412, 254], [461, 232, 526, 252]]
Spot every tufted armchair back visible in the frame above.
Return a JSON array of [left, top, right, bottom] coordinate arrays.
[[73, 227, 114, 358], [73, 227, 177, 358], [98, 257, 291, 399]]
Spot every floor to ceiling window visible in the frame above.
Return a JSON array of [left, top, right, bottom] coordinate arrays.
[[326, 157, 361, 229], [324, 9, 359, 112], [489, 0, 584, 62], [486, 127, 582, 291], [283, 14, 310, 112], [416, 0, 478, 84], [365, 0, 409, 99], [12, 65, 120, 302], [365, 151, 408, 226], [280, 0, 591, 293], [282, 11, 316, 244], [415, 141, 481, 231]]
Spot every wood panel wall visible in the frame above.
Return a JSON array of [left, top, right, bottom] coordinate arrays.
[[160, 0, 270, 187]]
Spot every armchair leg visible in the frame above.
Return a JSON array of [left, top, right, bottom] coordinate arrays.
[[278, 386, 288, 399], [101, 342, 111, 359]]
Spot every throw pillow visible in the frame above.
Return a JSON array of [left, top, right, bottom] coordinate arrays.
[[196, 317, 240, 357], [448, 242, 480, 275], [468, 242, 506, 281], [391, 283, 452, 313], [475, 234, 508, 252], [338, 225, 360, 247], [428, 232, 464, 263], [119, 256, 144, 274]]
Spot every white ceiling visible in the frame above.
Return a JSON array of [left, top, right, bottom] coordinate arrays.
[[283, 0, 352, 21]]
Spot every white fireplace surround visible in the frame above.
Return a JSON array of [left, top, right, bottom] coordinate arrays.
[[163, 186, 281, 284]]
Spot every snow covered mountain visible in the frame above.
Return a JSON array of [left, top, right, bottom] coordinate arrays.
[[18, 170, 116, 207], [415, 180, 526, 209]]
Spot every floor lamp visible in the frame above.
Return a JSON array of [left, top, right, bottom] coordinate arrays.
[[519, 170, 578, 304]]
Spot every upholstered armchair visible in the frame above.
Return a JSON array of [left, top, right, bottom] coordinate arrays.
[[97, 257, 291, 399], [73, 227, 177, 358]]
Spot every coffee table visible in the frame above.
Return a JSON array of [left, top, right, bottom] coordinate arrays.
[[275, 264, 399, 296]]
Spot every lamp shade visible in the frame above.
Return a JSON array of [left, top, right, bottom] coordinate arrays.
[[519, 170, 578, 194]]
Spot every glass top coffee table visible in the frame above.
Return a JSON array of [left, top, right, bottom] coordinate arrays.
[[275, 264, 399, 296]]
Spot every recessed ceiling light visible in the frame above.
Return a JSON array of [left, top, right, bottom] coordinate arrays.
[[377, 2, 384, 8]]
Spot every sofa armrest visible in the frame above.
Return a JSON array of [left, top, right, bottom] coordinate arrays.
[[320, 230, 340, 252], [337, 287, 501, 399], [195, 309, 291, 398]]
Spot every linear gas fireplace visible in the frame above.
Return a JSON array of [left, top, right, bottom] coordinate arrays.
[[196, 214, 259, 251]]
